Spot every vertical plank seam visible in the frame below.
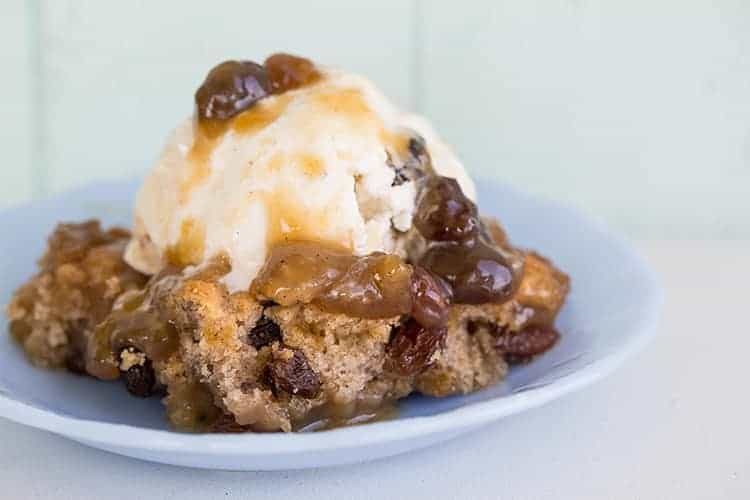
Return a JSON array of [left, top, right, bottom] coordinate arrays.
[[26, 0, 46, 198], [411, 0, 424, 114]]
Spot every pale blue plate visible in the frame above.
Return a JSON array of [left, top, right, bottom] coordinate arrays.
[[0, 179, 661, 470]]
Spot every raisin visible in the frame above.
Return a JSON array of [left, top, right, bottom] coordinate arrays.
[[247, 316, 282, 349], [392, 135, 430, 186], [264, 349, 321, 398], [496, 325, 559, 364], [385, 319, 446, 377], [420, 242, 516, 304], [124, 360, 156, 397], [64, 346, 87, 375], [466, 320, 494, 335], [195, 60, 271, 121], [414, 176, 479, 242], [264, 53, 320, 94], [410, 266, 452, 329], [64, 320, 89, 375]]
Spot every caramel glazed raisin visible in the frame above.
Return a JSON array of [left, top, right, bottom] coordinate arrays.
[[385, 173, 545, 375], [194, 53, 320, 123]]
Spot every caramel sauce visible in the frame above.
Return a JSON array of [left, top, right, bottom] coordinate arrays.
[[265, 153, 285, 173], [232, 93, 292, 135], [295, 400, 399, 432], [318, 252, 412, 318], [165, 218, 206, 268], [261, 152, 326, 178], [312, 88, 409, 160], [86, 290, 179, 381], [188, 252, 232, 281], [251, 241, 412, 319], [166, 381, 223, 432], [180, 122, 217, 203], [257, 187, 347, 249], [251, 242, 358, 305], [312, 88, 370, 116], [85, 253, 231, 383], [296, 153, 325, 177]]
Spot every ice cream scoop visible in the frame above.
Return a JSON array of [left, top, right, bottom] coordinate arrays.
[[125, 54, 476, 292]]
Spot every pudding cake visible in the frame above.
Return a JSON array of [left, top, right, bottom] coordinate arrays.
[[7, 54, 569, 432]]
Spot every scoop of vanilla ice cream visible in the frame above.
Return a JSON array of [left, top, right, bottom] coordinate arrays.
[[125, 68, 475, 292]]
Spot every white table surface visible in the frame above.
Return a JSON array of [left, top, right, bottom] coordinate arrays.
[[1, 240, 747, 500]]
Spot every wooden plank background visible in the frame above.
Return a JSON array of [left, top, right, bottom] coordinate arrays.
[[2, 0, 749, 238]]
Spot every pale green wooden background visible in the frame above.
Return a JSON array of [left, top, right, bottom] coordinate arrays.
[[3, 0, 749, 238]]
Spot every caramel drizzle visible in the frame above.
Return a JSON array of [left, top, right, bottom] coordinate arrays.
[[180, 94, 293, 203]]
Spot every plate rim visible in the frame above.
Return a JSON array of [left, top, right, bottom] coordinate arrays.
[[0, 178, 663, 456]]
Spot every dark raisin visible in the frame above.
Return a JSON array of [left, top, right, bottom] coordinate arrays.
[[61, 327, 88, 375], [410, 266, 452, 329], [195, 60, 271, 121], [420, 242, 516, 304], [247, 316, 282, 349], [65, 353, 87, 375], [392, 135, 430, 186], [414, 176, 479, 242], [496, 325, 559, 364], [466, 320, 495, 335], [384, 319, 446, 376], [264, 53, 320, 94], [264, 349, 321, 399], [124, 360, 156, 397]]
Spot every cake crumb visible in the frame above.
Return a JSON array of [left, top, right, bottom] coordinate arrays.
[[119, 348, 147, 371]]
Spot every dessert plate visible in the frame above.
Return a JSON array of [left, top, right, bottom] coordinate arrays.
[[0, 178, 661, 470]]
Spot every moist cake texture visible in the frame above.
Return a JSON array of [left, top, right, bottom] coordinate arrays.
[[6, 54, 570, 432]]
